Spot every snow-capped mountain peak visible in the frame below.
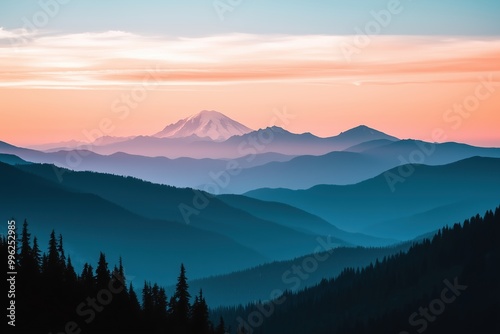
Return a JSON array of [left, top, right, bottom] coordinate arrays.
[[153, 110, 253, 141]]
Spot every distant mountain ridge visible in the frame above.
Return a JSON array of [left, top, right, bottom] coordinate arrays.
[[3, 137, 500, 193], [68, 124, 398, 159], [23, 110, 399, 158], [333, 124, 399, 143]]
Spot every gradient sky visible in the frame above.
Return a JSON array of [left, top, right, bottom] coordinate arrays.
[[1, 0, 499, 146]]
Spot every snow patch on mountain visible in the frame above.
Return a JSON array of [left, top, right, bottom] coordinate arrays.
[[154, 110, 253, 141]]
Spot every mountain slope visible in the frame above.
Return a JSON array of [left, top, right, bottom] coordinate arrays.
[[343, 139, 394, 152], [217, 151, 389, 193], [0, 162, 267, 286], [361, 139, 500, 165], [0, 141, 297, 188], [217, 194, 395, 246], [246, 157, 500, 239], [0, 153, 31, 165], [328, 124, 399, 145], [154, 110, 253, 141], [186, 241, 411, 306], [15, 162, 351, 260]]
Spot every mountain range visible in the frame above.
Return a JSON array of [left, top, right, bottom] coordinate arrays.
[[183, 241, 412, 306], [83, 124, 398, 159], [25, 110, 399, 158], [247, 157, 500, 239], [3, 137, 500, 193]]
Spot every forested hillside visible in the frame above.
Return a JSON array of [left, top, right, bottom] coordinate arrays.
[[215, 206, 500, 334]]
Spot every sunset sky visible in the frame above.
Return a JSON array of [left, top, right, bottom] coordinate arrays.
[[1, 0, 499, 147]]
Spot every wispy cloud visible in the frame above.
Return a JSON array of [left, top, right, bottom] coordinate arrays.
[[1, 29, 499, 89]]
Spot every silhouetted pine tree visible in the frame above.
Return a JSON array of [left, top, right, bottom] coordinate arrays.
[[215, 316, 226, 334], [31, 236, 41, 274], [118, 256, 125, 285], [46, 229, 63, 284], [156, 286, 169, 321], [81, 263, 95, 294], [41, 253, 48, 274], [129, 282, 141, 316], [96, 252, 110, 289], [17, 220, 39, 301], [58, 233, 66, 272], [65, 255, 78, 285], [192, 289, 210, 334], [18, 220, 32, 271], [143, 282, 154, 316]]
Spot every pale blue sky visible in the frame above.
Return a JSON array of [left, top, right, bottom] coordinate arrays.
[[1, 0, 500, 36]]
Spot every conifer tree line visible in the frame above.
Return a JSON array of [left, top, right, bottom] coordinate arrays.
[[1, 220, 227, 333]]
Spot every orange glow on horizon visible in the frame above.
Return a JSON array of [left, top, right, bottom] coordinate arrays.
[[0, 31, 499, 147]]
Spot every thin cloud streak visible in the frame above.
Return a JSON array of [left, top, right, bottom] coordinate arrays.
[[0, 30, 499, 89]]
